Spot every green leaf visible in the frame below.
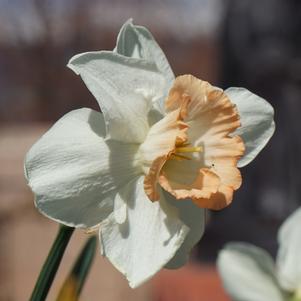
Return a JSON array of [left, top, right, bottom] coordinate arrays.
[[30, 225, 74, 301], [56, 235, 97, 301]]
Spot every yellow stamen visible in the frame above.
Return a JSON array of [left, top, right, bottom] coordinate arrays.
[[170, 153, 192, 161], [175, 146, 203, 153], [170, 145, 203, 161]]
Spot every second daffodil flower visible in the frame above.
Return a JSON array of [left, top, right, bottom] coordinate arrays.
[[217, 207, 301, 301], [24, 20, 275, 288]]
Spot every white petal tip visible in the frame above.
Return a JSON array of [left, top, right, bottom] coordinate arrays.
[[114, 204, 127, 224]]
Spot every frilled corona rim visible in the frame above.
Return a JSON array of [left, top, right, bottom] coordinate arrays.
[[143, 74, 245, 210]]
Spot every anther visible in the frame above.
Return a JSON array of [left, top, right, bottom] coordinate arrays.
[[175, 146, 203, 153]]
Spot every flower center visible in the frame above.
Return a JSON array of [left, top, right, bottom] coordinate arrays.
[[143, 75, 245, 208], [170, 143, 203, 161]]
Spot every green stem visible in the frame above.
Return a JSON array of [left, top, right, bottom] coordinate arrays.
[[29, 225, 74, 301], [72, 235, 97, 296], [56, 235, 97, 300]]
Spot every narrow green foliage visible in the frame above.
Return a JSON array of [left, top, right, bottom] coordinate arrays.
[[29, 225, 74, 301], [56, 235, 97, 301]]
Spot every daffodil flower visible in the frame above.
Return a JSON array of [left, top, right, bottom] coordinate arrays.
[[217, 208, 301, 301], [24, 20, 275, 288]]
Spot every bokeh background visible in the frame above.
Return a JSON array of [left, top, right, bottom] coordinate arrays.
[[1, 0, 300, 300]]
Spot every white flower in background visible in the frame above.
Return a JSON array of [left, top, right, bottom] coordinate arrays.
[[24, 20, 275, 288], [217, 208, 301, 301]]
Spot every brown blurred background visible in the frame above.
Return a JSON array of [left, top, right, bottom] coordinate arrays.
[[1, 0, 301, 300]]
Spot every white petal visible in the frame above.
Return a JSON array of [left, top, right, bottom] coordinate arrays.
[[99, 177, 189, 288], [114, 20, 174, 114], [217, 243, 285, 301], [25, 108, 141, 228], [226, 87, 275, 167], [277, 208, 301, 291], [113, 187, 128, 225], [164, 192, 205, 269], [68, 51, 166, 143], [115, 19, 174, 87], [114, 19, 143, 59]]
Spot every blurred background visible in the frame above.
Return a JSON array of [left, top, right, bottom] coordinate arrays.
[[1, 0, 300, 300]]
